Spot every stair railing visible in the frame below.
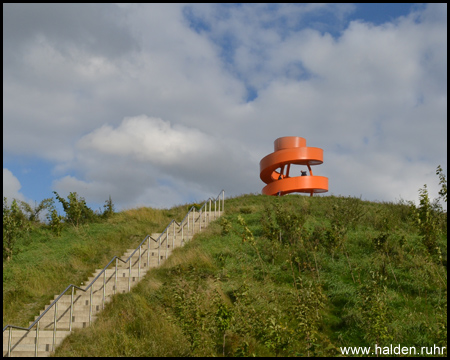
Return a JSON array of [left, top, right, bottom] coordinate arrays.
[[3, 190, 224, 357], [149, 189, 224, 263]]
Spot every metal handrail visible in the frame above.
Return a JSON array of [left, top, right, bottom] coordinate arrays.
[[3, 190, 224, 357]]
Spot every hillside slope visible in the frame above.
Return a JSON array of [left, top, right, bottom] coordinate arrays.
[[3, 205, 192, 329], [52, 194, 447, 357]]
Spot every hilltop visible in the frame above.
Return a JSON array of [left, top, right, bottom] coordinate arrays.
[[33, 192, 447, 357]]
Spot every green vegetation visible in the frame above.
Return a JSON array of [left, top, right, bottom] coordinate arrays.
[[3, 199, 189, 328], [3, 193, 118, 262], [3, 169, 447, 356], [49, 198, 446, 354]]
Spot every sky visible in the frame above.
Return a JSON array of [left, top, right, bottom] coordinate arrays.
[[3, 3, 447, 215]]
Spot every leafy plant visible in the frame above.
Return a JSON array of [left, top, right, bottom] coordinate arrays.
[[237, 215, 266, 277], [436, 165, 447, 204], [356, 271, 393, 348], [102, 195, 115, 218], [292, 278, 327, 356], [170, 282, 214, 354], [53, 191, 95, 226], [261, 203, 305, 246], [215, 299, 233, 355], [3, 198, 29, 261], [19, 198, 53, 223], [220, 217, 232, 235], [47, 203, 64, 236], [262, 315, 294, 357], [414, 184, 441, 256]]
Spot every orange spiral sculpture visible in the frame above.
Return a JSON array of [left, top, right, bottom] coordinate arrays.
[[260, 136, 328, 196]]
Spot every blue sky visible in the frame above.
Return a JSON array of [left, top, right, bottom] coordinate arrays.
[[3, 3, 447, 216]]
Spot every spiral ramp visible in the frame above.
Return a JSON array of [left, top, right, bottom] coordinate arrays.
[[259, 137, 328, 196]]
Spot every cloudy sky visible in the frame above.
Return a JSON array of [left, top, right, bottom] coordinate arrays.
[[3, 3, 447, 213]]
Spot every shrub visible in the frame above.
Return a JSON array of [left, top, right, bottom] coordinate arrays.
[[3, 198, 29, 261], [53, 191, 96, 226]]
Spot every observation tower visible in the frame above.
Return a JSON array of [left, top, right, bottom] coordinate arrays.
[[259, 136, 328, 196]]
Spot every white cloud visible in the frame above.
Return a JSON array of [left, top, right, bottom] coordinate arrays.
[[3, 168, 27, 204], [3, 4, 447, 210], [66, 115, 258, 209], [78, 115, 217, 165]]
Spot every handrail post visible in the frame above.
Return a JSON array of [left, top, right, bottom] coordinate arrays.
[[209, 199, 212, 225], [181, 221, 184, 246], [147, 237, 150, 268], [8, 326, 11, 357], [193, 208, 195, 235], [158, 236, 161, 265], [214, 199, 217, 220], [222, 191, 225, 215], [187, 212, 190, 239], [172, 222, 175, 249], [52, 302, 57, 351], [128, 257, 132, 292], [70, 287, 74, 332], [165, 231, 168, 259], [199, 209, 202, 231], [35, 320, 40, 357], [138, 246, 141, 281], [114, 258, 118, 295], [103, 271, 106, 310], [89, 286, 93, 325]]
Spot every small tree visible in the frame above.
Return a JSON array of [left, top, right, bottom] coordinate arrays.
[[102, 195, 115, 218], [357, 271, 392, 349], [3, 198, 28, 261], [436, 165, 447, 204], [19, 198, 53, 223], [53, 191, 95, 226], [415, 184, 442, 255], [215, 301, 233, 356], [46, 200, 64, 236]]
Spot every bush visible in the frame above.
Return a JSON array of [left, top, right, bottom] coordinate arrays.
[[53, 191, 96, 226], [3, 198, 29, 261]]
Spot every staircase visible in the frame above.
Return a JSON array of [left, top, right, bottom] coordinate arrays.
[[3, 191, 225, 357]]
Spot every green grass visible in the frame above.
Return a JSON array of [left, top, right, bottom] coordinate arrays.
[[3, 204, 189, 328], [4, 193, 447, 357]]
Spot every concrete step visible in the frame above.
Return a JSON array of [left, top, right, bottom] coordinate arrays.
[[40, 302, 103, 317], [32, 314, 97, 327], [5, 331, 75, 352], [35, 308, 100, 323], [51, 293, 112, 304], [88, 267, 152, 282], [74, 281, 141, 296], [30, 318, 97, 331], [4, 344, 56, 352], [3, 329, 71, 343], [92, 256, 161, 272], [74, 285, 133, 297], [122, 238, 185, 253], [3, 351, 50, 357], [95, 257, 160, 270], [74, 274, 150, 294], [84, 275, 148, 288], [115, 251, 166, 267]]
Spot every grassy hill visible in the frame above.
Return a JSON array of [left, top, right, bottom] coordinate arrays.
[[4, 193, 447, 357], [3, 204, 191, 328]]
